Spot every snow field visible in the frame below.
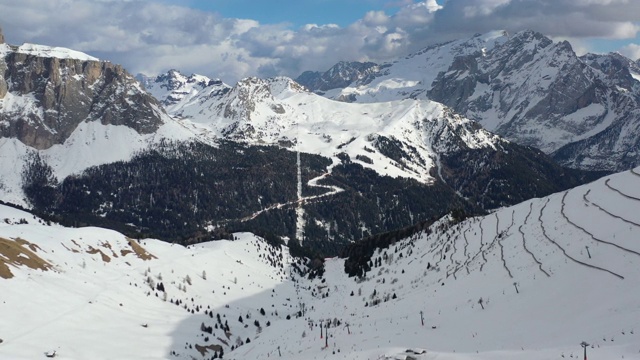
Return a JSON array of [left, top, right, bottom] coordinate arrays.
[[1, 167, 640, 359]]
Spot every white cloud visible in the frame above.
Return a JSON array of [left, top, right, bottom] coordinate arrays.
[[619, 43, 640, 60], [0, 0, 638, 83]]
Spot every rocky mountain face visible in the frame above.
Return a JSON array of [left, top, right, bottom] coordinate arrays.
[[0, 41, 165, 150], [304, 30, 640, 172], [302, 31, 509, 102], [427, 30, 640, 172], [136, 70, 230, 117], [295, 61, 379, 94]]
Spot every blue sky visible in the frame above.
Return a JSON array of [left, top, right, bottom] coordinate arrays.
[[0, 0, 639, 83], [177, 0, 443, 27]]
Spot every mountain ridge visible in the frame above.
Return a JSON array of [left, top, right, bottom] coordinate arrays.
[[300, 30, 640, 172], [0, 34, 604, 253]]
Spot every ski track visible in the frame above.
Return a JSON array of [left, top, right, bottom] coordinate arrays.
[[519, 202, 551, 277], [478, 220, 488, 272], [583, 189, 640, 228], [560, 192, 640, 258], [538, 197, 624, 280], [496, 212, 514, 279], [219, 162, 344, 226], [604, 178, 640, 201]]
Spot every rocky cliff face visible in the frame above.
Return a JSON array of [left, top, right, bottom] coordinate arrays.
[[296, 61, 380, 93], [426, 31, 640, 171], [0, 43, 165, 149]]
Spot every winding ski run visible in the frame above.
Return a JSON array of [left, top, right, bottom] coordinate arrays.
[[223, 162, 343, 225]]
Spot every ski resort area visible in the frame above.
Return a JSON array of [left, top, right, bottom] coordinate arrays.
[[2, 168, 640, 359], [2, 1, 640, 359]]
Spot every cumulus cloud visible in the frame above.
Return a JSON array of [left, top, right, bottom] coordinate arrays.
[[0, 0, 638, 83]]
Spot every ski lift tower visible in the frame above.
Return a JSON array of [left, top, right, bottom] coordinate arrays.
[[580, 341, 589, 360]]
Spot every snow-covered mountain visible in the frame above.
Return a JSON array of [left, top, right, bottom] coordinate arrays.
[[300, 30, 509, 103], [0, 40, 166, 149], [1, 166, 639, 359], [158, 74, 506, 183], [302, 30, 640, 172], [0, 32, 599, 251], [36, 67, 593, 247], [0, 30, 194, 205], [296, 61, 380, 94], [136, 70, 230, 116]]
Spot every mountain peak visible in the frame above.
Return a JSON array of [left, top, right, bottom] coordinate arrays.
[[295, 61, 379, 93], [0, 26, 4, 44], [511, 29, 552, 46]]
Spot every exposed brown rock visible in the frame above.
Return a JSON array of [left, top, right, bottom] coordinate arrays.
[[0, 48, 166, 149], [0, 237, 52, 279], [126, 238, 157, 260]]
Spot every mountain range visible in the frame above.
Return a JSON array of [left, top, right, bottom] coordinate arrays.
[[0, 27, 605, 251], [1, 22, 640, 360], [297, 30, 640, 172]]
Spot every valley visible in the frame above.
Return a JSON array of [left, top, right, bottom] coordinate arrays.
[[1, 22, 640, 360]]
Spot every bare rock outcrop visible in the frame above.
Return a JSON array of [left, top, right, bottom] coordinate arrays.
[[0, 44, 166, 149]]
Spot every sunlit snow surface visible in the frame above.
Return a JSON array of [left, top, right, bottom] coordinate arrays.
[[0, 120, 195, 206], [16, 43, 98, 61], [1, 168, 640, 359], [153, 76, 501, 186]]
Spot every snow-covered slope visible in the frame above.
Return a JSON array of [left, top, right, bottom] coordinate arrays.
[[320, 30, 508, 103], [12, 43, 99, 61], [1, 168, 639, 359], [136, 70, 230, 115], [0, 212, 298, 359], [152, 75, 502, 184]]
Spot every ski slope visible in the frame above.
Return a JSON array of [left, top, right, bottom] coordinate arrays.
[[1, 167, 640, 359]]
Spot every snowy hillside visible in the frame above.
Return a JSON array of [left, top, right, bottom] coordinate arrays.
[[1, 168, 640, 359], [0, 119, 194, 206], [147, 75, 503, 184], [0, 207, 301, 359]]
